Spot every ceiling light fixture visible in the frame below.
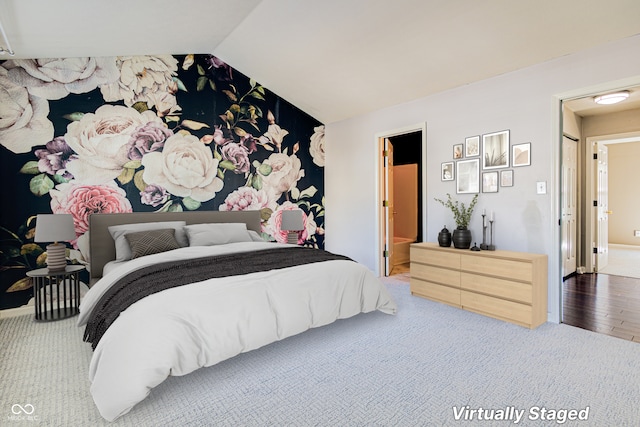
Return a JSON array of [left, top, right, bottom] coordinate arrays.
[[593, 91, 630, 105]]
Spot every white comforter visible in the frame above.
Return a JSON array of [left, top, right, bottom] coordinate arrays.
[[78, 242, 397, 421]]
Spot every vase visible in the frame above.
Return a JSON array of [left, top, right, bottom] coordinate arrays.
[[452, 227, 472, 249], [437, 226, 451, 247]]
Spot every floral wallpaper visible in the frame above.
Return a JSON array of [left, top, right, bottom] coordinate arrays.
[[0, 54, 325, 310]]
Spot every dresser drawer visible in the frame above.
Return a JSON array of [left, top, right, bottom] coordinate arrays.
[[461, 290, 532, 327], [461, 255, 532, 282], [460, 272, 532, 304], [411, 247, 460, 269], [411, 278, 461, 307], [411, 263, 460, 287]]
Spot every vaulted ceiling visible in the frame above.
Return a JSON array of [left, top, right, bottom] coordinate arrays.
[[2, 0, 640, 123]]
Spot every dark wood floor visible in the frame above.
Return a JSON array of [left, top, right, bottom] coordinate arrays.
[[563, 273, 640, 343]]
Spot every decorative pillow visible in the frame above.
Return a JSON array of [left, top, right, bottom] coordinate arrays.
[[184, 223, 252, 246], [124, 229, 181, 259], [108, 221, 187, 261]]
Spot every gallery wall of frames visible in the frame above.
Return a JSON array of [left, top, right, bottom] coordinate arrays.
[[441, 130, 532, 194], [0, 54, 325, 310]]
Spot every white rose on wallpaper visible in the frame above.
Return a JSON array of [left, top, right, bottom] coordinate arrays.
[[3, 57, 119, 100], [309, 125, 325, 167], [64, 105, 166, 184], [145, 89, 181, 117], [0, 66, 54, 154], [142, 133, 223, 202], [100, 55, 180, 114], [258, 152, 304, 202], [263, 123, 289, 150]]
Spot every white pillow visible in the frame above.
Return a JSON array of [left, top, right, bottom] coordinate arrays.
[[247, 229, 266, 242], [185, 223, 252, 246], [108, 221, 188, 261]]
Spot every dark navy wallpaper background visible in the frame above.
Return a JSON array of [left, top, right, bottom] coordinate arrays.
[[0, 54, 325, 310]]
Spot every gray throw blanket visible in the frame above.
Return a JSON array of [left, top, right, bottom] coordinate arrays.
[[83, 246, 352, 349]]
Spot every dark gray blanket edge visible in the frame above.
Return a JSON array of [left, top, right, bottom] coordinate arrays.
[[83, 247, 352, 349]]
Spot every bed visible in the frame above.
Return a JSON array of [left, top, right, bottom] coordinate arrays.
[[78, 210, 397, 421]]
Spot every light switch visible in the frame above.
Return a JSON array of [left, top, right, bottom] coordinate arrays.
[[536, 181, 547, 194]]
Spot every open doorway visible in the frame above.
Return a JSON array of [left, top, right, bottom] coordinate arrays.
[[562, 87, 640, 278], [560, 83, 640, 342], [377, 125, 426, 277]]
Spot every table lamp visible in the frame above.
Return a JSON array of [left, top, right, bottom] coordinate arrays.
[[280, 209, 304, 245], [34, 214, 76, 271]]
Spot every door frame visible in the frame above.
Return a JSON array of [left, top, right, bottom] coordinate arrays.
[[554, 75, 640, 323], [375, 123, 427, 277]]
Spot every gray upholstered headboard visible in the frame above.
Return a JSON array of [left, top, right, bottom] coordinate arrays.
[[89, 210, 261, 279]]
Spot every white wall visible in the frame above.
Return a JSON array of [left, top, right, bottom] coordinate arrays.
[[325, 34, 640, 323], [607, 142, 640, 245]]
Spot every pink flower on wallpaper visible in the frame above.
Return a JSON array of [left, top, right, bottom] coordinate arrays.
[[263, 202, 317, 244], [211, 126, 232, 146], [221, 142, 251, 174], [239, 134, 258, 154], [219, 187, 270, 211], [35, 137, 77, 179], [128, 122, 172, 160], [50, 181, 132, 236], [140, 185, 170, 207]]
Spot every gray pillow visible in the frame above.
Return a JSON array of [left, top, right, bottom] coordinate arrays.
[[108, 221, 187, 261], [124, 228, 181, 259], [184, 223, 252, 246]]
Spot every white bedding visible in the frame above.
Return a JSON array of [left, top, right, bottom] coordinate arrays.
[[78, 242, 397, 421]]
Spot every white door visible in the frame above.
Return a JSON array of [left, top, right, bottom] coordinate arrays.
[[596, 142, 609, 271], [383, 139, 395, 276], [561, 136, 577, 277]]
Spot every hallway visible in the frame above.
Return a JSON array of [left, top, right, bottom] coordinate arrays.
[[563, 273, 640, 343]]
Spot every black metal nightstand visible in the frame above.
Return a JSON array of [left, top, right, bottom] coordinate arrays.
[[26, 265, 84, 321]]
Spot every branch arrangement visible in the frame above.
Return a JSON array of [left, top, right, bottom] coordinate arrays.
[[434, 193, 478, 229]]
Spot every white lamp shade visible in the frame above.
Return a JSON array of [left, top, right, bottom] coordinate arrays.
[[34, 214, 76, 243], [280, 210, 304, 231]]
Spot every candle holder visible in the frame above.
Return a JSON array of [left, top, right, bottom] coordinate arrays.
[[488, 219, 496, 251], [480, 213, 488, 250]]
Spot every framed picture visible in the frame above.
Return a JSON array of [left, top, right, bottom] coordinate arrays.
[[482, 171, 499, 193], [456, 158, 479, 194], [482, 130, 509, 169], [441, 161, 454, 181], [512, 142, 531, 167], [465, 136, 480, 157], [453, 144, 463, 159], [500, 170, 514, 187]]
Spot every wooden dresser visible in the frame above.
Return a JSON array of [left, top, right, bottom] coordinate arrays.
[[410, 242, 547, 329]]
